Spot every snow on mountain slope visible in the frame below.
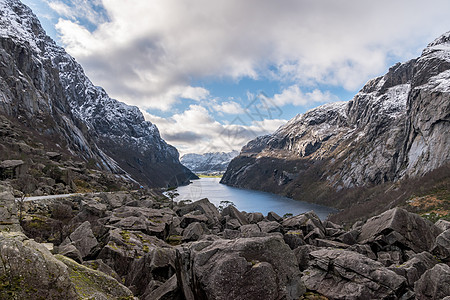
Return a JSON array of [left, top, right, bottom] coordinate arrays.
[[222, 31, 450, 198], [0, 0, 195, 187], [181, 151, 239, 173]]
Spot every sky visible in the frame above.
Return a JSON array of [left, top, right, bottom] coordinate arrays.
[[22, 0, 450, 155]]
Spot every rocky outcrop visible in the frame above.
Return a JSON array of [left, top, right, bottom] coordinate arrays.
[[175, 235, 305, 300], [414, 263, 450, 300], [0, 0, 195, 188], [303, 248, 407, 299], [357, 207, 442, 253], [222, 32, 450, 215], [56, 255, 134, 299], [60, 220, 98, 260], [0, 231, 78, 299], [0, 231, 134, 299], [0, 184, 20, 231]]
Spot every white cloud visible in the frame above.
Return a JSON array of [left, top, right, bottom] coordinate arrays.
[[272, 85, 338, 106], [46, 0, 107, 25], [46, 2, 73, 18], [142, 106, 287, 155], [180, 86, 210, 101], [51, 0, 450, 111], [212, 101, 244, 114]]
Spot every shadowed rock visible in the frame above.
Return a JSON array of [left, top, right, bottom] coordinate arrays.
[[303, 248, 407, 299], [389, 251, 438, 288], [175, 235, 305, 300], [414, 263, 450, 300], [357, 207, 442, 253]]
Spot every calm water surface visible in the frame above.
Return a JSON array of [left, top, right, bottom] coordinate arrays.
[[175, 178, 336, 220]]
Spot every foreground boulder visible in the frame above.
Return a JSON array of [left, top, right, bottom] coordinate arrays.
[[357, 207, 442, 253], [125, 246, 177, 298], [0, 232, 78, 299], [60, 220, 98, 260], [176, 235, 305, 300], [303, 248, 407, 299], [176, 198, 223, 230], [388, 252, 438, 288], [431, 229, 450, 262], [56, 255, 134, 299], [414, 263, 450, 300], [0, 184, 21, 232], [0, 231, 133, 299]]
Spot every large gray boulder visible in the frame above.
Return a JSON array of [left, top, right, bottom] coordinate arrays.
[[222, 205, 249, 226], [182, 222, 209, 241], [176, 198, 223, 229], [56, 255, 134, 299], [282, 211, 325, 238], [109, 206, 176, 239], [0, 185, 21, 232], [145, 274, 182, 300], [431, 228, 450, 262], [98, 228, 169, 276], [357, 207, 442, 253], [388, 251, 438, 288], [435, 219, 450, 231], [176, 235, 305, 300], [257, 220, 283, 233], [0, 231, 78, 299], [303, 248, 407, 299], [414, 263, 450, 300], [125, 245, 177, 298], [60, 220, 98, 259]]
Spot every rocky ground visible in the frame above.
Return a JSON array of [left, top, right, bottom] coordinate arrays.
[[0, 183, 449, 299]]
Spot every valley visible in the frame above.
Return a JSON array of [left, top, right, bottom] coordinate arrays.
[[0, 0, 449, 299]]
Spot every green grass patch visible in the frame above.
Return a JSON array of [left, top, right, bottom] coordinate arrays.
[[196, 174, 223, 178]]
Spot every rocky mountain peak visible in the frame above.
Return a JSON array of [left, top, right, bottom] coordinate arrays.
[[425, 31, 450, 49], [222, 31, 450, 216], [0, 0, 195, 187]]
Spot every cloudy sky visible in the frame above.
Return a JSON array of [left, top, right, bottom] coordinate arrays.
[[23, 0, 450, 155]]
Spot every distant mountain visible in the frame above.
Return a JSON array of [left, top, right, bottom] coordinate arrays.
[[222, 32, 450, 221], [181, 151, 239, 173], [0, 0, 196, 188]]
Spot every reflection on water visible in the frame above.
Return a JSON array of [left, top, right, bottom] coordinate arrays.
[[175, 178, 336, 220]]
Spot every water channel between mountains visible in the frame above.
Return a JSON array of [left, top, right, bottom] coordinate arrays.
[[175, 177, 336, 220]]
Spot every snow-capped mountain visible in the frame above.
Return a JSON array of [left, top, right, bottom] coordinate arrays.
[[222, 31, 450, 205], [181, 151, 239, 173], [0, 0, 195, 187]]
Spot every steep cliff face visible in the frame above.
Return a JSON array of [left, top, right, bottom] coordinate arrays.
[[222, 32, 450, 206], [0, 0, 195, 187]]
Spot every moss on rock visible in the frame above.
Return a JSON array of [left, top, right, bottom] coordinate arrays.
[[56, 255, 134, 299]]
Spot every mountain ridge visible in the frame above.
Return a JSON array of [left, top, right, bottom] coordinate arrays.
[[222, 31, 450, 220], [181, 150, 239, 173], [0, 0, 196, 188]]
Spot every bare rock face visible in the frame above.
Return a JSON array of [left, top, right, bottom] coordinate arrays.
[[176, 198, 223, 230], [414, 263, 450, 300], [431, 228, 450, 262], [0, 231, 78, 299], [388, 252, 438, 288], [357, 207, 442, 253], [0, 184, 21, 231], [303, 248, 407, 299], [56, 255, 134, 299], [175, 235, 305, 300], [125, 246, 178, 299], [60, 220, 98, 259]]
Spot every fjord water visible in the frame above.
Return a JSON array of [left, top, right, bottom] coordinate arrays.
[[175, 178, 336, 220]]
